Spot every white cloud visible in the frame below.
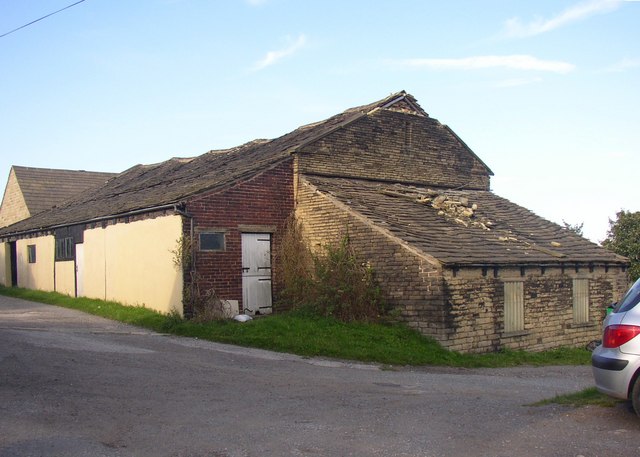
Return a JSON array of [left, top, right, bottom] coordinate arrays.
[[504, 0, 623, 38], [253, 34, 307, 71], [393, 55, 575, 74], [246, 0, 268, 6]]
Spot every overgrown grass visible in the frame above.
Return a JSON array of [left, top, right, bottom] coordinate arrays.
[[0, 286, 592, 368], [531, 387, 622, 408]]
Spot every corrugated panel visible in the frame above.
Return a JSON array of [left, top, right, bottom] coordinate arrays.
[[573, 279, 590, 324], [504, 281, 524, 333]]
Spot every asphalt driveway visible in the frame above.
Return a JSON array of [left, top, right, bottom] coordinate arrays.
[[1, 295, 639, 457]]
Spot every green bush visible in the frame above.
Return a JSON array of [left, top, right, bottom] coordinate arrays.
[[276, 216, 385, 322], [310, 235, 385, 322], [275, 216, 314, 309]]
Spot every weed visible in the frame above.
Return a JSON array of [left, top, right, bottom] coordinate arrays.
[[274, 215, 314, 309], [530, 387, 622, 408], [161, 307, 185, 332], [310, 234, 385, 322], [275, 216, 385, 322], [170, 235, 192, 272]]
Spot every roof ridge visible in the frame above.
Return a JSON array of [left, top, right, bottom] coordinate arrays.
[[12, 165, 116, 175]]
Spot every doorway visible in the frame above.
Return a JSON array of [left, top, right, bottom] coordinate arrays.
[[9, 241, 17, 287], [241, 233, 272, 315]]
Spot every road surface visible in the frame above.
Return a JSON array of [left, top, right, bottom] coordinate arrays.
[[1, 295, 639, 456]]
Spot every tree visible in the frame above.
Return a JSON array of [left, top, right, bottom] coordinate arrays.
[[562, 220, 584, 237], [602, 210, 640, 281]]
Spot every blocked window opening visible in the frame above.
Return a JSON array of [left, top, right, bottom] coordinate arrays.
[[55, 237, 74, 261], [573, 278, 590, 324], [200, 232, 225, 251], [504, 281, 524, 333], [27, 245, 36, 263]]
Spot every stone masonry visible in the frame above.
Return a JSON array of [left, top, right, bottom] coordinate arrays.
[[296, 178, 449, 342]]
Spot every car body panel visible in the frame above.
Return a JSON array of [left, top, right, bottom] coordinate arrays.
[[591, 278, 640, 405], [592, 346, 639, 399]]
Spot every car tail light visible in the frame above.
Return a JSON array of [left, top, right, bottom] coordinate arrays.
[[603, 325, 640, 348]]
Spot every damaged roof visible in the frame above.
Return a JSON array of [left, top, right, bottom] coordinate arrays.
[[302, 175, 627, 266], [1, 90, 470, 236]]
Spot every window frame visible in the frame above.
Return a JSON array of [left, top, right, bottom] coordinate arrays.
[[55, 237, 74, 261], [199, 232, 226, 252], [27, 244, 36, 264]]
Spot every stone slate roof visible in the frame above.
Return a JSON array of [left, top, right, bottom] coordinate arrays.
[[0, 88, 603, 272], [302, 175, 627, 267], [10, 166, 116, 216], [0, 91, 421, 236]]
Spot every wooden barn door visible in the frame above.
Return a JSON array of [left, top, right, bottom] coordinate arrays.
[[241, 233, 272, 315]]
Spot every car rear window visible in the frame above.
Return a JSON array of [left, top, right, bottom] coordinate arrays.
[[615, 278, 640, 313]]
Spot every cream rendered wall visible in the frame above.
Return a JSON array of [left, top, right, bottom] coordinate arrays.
[[55, 261, 76, 296], [83, 215, 183, 315], [16, 236, 54, 291], [83, 228, 106, 300], [0, 242, 9, 286]]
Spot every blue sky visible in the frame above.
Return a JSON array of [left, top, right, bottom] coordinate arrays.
[[1, 0, 638, 242]]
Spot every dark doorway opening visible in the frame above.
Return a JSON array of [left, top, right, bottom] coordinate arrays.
[[9, 241, 17, 287]]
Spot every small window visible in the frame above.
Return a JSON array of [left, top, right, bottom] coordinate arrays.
[[200, 232, 225, 251], [55, 237, 74, 261], [573, 278, 590, 324], [504, 281, 524, 333], [27, 245, 36, 263]]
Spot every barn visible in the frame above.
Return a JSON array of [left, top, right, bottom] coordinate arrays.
[[0, 166, 115, 228], [0, 91, 629, 352]]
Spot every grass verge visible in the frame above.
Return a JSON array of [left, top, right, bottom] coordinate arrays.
[[0, 286, 592, 368], [530, 387, 622, 408]]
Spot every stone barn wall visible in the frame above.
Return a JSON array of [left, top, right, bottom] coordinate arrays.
[[442, 266, 630, 353], [297, 109, 491, 190], [296, 179, 450, 342]]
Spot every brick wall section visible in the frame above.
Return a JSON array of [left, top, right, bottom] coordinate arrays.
[[296, 179, 450, 341], [443, 266, 630, 353], [297, 110, 491, 190], [183, 159, 294, 316]]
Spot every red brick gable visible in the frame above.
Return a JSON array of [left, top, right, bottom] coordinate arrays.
[[183, 159, 294, 315]]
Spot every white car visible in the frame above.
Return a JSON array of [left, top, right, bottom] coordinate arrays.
[[592, 277, 640, 415]]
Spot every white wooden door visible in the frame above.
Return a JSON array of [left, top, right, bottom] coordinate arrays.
[[75, 243, 84, 297], [241, 233, 272, 315]]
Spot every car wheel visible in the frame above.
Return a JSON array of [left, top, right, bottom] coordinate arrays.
[[632, 377, 640, 417]]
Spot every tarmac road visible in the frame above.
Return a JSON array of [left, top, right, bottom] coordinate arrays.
[[1, 295, 639, 457]]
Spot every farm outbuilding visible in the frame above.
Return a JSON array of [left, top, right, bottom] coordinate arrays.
[[0, 91, 629, 352], [0, 166, 116, 228]]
